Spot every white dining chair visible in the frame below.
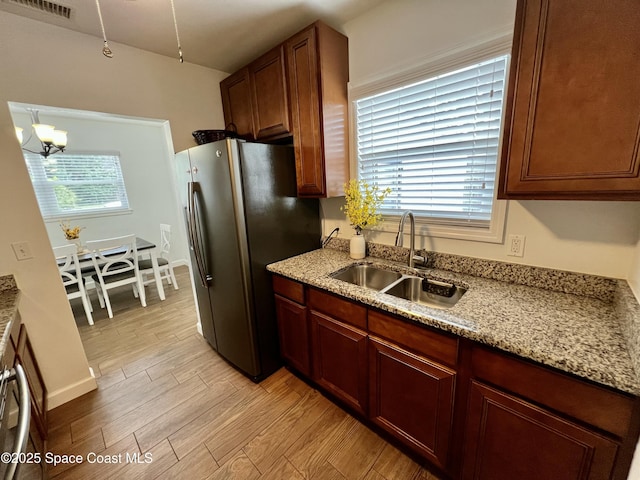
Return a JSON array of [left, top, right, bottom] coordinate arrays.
[[85, 234, 146, 319], [54, 244, 94, 326], [139, 224, 179, 291]]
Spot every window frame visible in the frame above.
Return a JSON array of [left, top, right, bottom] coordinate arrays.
[[24, 150, 133, 221], [348, 35, 512, 244]]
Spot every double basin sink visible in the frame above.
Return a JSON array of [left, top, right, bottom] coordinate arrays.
[[330, 263, 467, 310]]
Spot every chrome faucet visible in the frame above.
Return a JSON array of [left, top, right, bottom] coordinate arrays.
[[395, 211, 425, 268]]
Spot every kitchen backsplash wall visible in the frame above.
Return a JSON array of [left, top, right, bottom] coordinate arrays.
[[321, 198, 640, 280]]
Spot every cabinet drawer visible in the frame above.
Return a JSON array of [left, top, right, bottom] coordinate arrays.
[[272, 275, 305, 304], [368, 310, 458, 368], [472, 346, 635, 438], [308, 288, 367, 329]]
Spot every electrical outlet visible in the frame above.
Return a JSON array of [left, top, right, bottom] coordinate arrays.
[[507, 234, 526, 257], [11, 241, 33, 261]]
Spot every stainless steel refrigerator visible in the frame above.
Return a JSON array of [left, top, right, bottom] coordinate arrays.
[[175, 139, 320, 380]]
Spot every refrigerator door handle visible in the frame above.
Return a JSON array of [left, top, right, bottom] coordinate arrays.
[[187, 181, 211, 287]]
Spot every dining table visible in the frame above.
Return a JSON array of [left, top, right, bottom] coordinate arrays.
[[60, 237, 166, 301]]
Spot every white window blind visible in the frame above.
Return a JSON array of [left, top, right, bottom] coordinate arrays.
[[24, 152, 130, 220], [356, 55, 508, 227]]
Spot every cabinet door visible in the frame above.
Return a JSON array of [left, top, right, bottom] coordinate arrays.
[[499, 0, 640, 199], [16, 325, 47, 440], [220, 67, 255, 140], [310, 310, 368, 415], [286, 26, 326, 197], [369, 337, 455, 471], [275, 294, 311, 376], [249, 46, 290, 139], [462, 381, 619, 480]]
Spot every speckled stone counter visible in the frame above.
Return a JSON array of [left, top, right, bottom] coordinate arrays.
[[267, 247, 640, 395], [0, 275, 20, 363]]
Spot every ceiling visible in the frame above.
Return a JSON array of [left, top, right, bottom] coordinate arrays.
[[0, 0, 386, 72]]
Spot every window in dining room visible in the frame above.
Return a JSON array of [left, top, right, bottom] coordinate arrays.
[[24, 152, 131, 220]]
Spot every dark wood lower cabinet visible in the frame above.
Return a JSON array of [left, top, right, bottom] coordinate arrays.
[[17, 324, 47, 441], [369, 336, 455, 470], [462, 381, 619, 480], [271, 275, 640, 480], [274, 294, 311, 376], [310, 310, 368, 416]]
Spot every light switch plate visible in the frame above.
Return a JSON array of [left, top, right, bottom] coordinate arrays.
[[11, 241, 33, 261]]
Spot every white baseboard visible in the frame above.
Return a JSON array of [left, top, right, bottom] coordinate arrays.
[[47, 375, 97, 410]]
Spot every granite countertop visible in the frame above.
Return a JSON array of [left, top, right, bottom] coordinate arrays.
[[267, 247, 640, 395], [0, 275, 20, 364]]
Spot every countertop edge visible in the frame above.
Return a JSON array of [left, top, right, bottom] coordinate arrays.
[[0, 287, 21, 365]]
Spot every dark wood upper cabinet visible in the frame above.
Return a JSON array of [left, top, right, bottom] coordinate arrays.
[[498, 0, 640, 200], [220, 46, 290, 142], [220, 67, 255, 140], [249, 46, 290, 140], [221, 21, 349, 197], [286, 22, 349, 197]]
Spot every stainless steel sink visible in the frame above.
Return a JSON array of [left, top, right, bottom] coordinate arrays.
[[330, 264, 402, 290], [383, 276, 467, 309]]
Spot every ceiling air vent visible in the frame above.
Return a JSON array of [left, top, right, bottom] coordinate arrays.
[[5, 0, 72, 19]]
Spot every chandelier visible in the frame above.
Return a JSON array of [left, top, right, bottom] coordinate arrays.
[[15, 109, 67, 158]]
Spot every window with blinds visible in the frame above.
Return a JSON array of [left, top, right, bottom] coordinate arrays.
[[24, 152, 130, 220], [355, 55, 508, 227]]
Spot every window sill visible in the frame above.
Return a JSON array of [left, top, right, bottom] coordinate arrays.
[[44, 208, 133, 223]]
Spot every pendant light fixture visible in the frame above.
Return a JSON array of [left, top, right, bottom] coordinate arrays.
[[15, 109, 68, 158], [95, 0, 113, 58], [91, 0, 182, 63], [170, 0, 183, 63]]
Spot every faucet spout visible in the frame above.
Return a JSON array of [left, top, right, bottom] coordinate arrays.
[[395, 211, 410, 248], [396, 211, 418, 268]]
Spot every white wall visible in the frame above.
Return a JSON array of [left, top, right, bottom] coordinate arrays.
[[0, 11, 227, 408], [11, 110, 190, 264], [331, 0, 640, 279]]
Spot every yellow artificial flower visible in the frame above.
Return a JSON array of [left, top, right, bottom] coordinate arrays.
[[341, 179, 391, 233], [60, 221, 84, 240]]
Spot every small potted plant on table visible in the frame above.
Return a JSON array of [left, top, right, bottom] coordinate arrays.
[[60, 221, 84, 253]]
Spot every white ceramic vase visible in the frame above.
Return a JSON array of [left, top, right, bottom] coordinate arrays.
[[349, 232, 366, 259], [67, 238, 83, 254]]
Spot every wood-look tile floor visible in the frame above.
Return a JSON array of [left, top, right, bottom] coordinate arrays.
[[49, 266, 441, 480]]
